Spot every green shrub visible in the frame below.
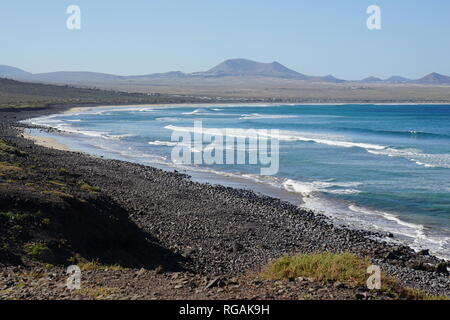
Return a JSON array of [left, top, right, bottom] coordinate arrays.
[[0, 211, 30, 221], [22, 242, 51, 260]]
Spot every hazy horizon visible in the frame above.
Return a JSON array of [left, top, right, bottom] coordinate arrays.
[[1, 1, 450, 79]]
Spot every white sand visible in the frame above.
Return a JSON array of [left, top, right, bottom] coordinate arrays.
[[22, 131, 72, 152]]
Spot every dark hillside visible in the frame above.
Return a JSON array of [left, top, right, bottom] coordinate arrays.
[[0, 78, 214, 108]]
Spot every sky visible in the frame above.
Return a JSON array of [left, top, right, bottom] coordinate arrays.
[[1, 0, 449, 80]]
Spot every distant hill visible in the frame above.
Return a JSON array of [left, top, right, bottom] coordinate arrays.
[[0, 65, 31, 79], [197, 58, 308, 79], [384, 76, 411, 83], [0, 77, 211, 108], [129, 71, 188, 79], [414, 72, 450, 85], [308, 74, 346, 83], [28, 71, 124, 84], [1, 61, 449, 86], [360, 76, 383, 83]]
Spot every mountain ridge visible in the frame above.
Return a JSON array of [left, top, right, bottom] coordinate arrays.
[[1, 59, 449, 85], [414, 72, 450, 85]]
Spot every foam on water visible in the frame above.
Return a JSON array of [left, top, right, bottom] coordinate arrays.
[[368, 148, 450, 168], [239, 113, 298, 120], [166, 125, 450, 169]]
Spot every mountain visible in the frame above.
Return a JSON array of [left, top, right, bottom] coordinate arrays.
[[308, 74, 346, 83], [128, 71, 189, 80], [0, 65, 31, 79], [360, 76, 383, 83], [414, 72, 450, 85], [384, 76, 411, 83], [197, 58, 308, 79], [29, 71, 124, 84]]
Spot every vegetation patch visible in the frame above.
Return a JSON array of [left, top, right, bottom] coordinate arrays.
[[22, 242, 52, 260], [264, 252, 370, 287], [263, 252, 449, 300], [77, 260, 125, 271], [48, 180, 67, 187], [0, 211, 30, 222], [0, 139, 16, 154], [0, 161, 21, 173], [79, 180, 101, 193], [0, 139, 26, 157]]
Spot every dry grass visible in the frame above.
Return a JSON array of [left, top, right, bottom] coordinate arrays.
[[263, 252, 449, 300], [78, 261, 125, 271], [263, 252, 370, 287], [79, 180, 101, 193], [0, 162, 21, 173]]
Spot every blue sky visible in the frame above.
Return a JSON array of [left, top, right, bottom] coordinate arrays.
[[1, 0, 449, 79]]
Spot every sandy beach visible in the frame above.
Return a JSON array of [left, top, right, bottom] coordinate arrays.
[[21, 130, 72, 152]]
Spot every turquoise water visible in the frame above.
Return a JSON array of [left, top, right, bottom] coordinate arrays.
[[27, 104, 450, 258]]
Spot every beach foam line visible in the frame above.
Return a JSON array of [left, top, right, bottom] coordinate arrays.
[[368, 148, 450, 168], [155, 117, 184, 122], [165, 125, 387, 150], [166, 125, 450, 168], [182, 109, 207, 115], [208, 172, 448, 257], [181, 109, 237, 117], [282, 178, 362, 197], [149, 140, 259, 153], [348, 204, 423, 235], [239, 113, 298, 120], [337, 127, 450, 139], [24, 115, 136, 141], [177, 169, 450, 259]]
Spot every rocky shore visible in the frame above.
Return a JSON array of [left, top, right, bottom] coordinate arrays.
[[0, 105, 449, 299]]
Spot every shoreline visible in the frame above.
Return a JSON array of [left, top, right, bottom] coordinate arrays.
[[62, 102, 450, 116], [1, 103, 449, 298], [21, 130, 72, 152], [23, 104, 450, 261]]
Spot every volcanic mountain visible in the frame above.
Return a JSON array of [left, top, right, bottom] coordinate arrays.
[[414, 72, 450, 85], [195, 58, 308, 79]]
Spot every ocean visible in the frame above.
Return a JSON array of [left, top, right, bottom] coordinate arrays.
[[25, 104, 450, 259]]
